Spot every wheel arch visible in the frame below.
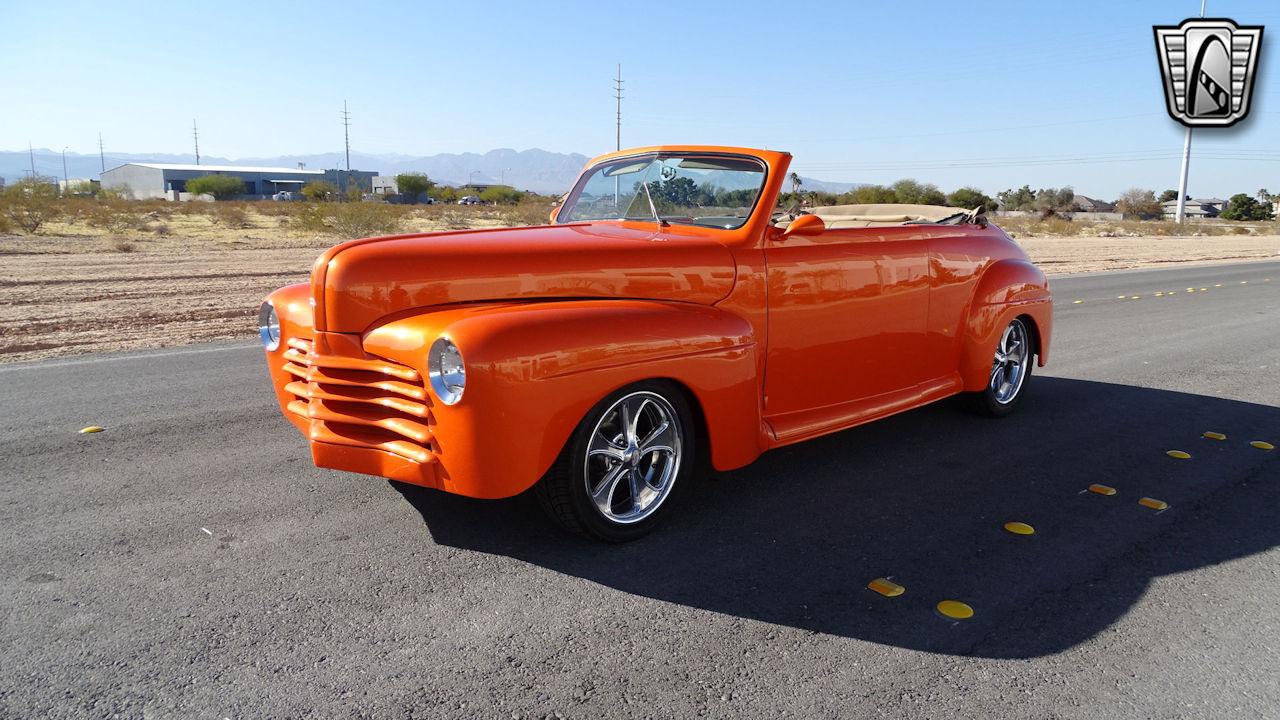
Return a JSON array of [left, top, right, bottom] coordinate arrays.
[[362, 299, 765, 498]]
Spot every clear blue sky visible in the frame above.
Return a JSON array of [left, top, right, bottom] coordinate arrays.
[[1, 0, 1277, 198]]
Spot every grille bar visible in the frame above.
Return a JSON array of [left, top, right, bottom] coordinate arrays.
[[282, 337, 434, 464]]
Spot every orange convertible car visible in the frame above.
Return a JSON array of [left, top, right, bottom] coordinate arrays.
[[260, 145, 1052, 541]]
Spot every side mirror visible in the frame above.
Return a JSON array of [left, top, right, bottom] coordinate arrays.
[[780, 213, 825, 238]]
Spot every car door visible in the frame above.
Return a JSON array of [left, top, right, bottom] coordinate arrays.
[[762, 225, 931, 439]]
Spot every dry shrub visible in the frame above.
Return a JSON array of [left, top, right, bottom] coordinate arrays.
[[2, 179, 62, 234], [497, 198, 555, 227], [82, 199, 145, 234], [298, 202, 405, 238], [110, 238, 136, 252], [210, 204, 252, 229], [150, 223, 172, 236]]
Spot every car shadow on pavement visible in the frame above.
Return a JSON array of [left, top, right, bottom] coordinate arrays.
[[392, 377, 1280, 658]]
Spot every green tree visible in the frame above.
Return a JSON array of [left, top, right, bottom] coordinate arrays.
[[947, 186, 996, 212], [838, 184, 898, 204], [301, 180, 338, 202], [1115, 188, 1163, 220], [1219, 193, 1275, 221], [1, 178, 62, 233], [890, 179, 946, 205], [479, 185, 524, 204], [997, 185, 1036, 211], [1032, 187, 1074, 216], [186, 174, 246, 200], [1158, 189, 1179, 203], [396, 172, 435, 197]]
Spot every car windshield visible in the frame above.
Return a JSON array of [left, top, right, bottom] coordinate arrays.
[[558, 153, 767, 230]]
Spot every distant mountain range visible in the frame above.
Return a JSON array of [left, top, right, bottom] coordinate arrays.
[[0, 147, 855, 195]]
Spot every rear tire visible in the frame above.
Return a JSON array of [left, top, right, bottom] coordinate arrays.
[[964, 317, 1034, 417], [535, 380, 696, 542]]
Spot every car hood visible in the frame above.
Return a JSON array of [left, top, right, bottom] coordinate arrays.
[[311, 222, 738, 333]]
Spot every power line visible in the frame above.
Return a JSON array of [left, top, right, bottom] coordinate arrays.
[[27, 142, 36, 179], [192, 119, 200, 165], [98, 132, 106, 174]]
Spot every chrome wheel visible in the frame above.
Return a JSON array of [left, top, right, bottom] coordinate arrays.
[[990, 319, 1030, 405], [584, 390, 683, 525]]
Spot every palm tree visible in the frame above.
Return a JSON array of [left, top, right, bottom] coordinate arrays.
[[789, 172, 802, 198]]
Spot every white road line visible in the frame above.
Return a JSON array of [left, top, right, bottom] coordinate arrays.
[[0, 343, 260, 373]]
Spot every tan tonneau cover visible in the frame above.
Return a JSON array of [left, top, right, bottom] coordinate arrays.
[[808, 203, 975, 228]]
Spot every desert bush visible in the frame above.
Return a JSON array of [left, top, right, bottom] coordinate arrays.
[[186, 174, 247, 200], [497, 197, 555, 226], [110, 238, 136, 252], [1115, 188, 1163, 220], [2, 178, 62, 233], [151, 222, 172, 236], [209, 204, 252, 228], [298, 202, 405, 237], [81, 199, 144, 233], [301, 180, 338, 202], [479, 185, 524, 205]]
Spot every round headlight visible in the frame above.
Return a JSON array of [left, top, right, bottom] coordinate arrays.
[[258, 301, 281, 351], [428, 337, 466, 405]]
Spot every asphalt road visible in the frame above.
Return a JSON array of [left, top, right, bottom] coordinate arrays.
[[3, 261, 1279, 719]]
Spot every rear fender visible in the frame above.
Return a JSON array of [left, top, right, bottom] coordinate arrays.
[[363, 300, 762, 498], [959, 260, 1053, 392]]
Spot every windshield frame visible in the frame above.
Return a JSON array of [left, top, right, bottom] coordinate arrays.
[[556, 151, 770, 231]]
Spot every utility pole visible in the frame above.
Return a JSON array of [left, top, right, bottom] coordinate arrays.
[[192, 119, 201, 165], [98, 132, 106, 174], [61, 146, 69, 190], [342, 100, 351, 171], [27, 142, 36, 180], [614, 63, 624, 151], [613, 64, 624, 205], [1175, 0, 1209, 224]]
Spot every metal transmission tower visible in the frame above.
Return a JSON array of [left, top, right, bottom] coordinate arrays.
[[1175, 0, 1209, 224], [98, 132, 106, 173], [27, 142, 36, 179], [614, 64, 623, 151], [192, 119, 201, 165], [342, 101, 352, 171]]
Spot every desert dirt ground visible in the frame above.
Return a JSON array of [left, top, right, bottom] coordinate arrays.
[[2, 216, 1279, 364]]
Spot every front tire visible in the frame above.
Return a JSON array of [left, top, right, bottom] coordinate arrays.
[[965, 317, 1033, 417], [535, 381, 696, 542]]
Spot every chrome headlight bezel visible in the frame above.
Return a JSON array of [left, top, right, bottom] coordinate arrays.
[[427, 337, 466, 405], [258, 301, 281, 351]]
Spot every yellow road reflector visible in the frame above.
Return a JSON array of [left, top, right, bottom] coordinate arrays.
[[79, 426, 105, 434], [868, 578, 905, 597], [1186, 287, 1195, 292], [936, 600, 974, 620], [1202, 431, 1227, 441], [1072, 299, 1084, 304], [1129, 295, 1140, 300], [1214, 283, 1223, 287], [1155, 292, 1164, 297], [1199, 287, 1208, 291], [1241, 281, 1248, 284], [1004, 521, 1035, 535], [1166, 450, 1191, 459], [1251, 441, 1275, 451], [1139, 497, 1169, 511], [1116, 295, 1127, 300], [1088, 484, 1117, 496]]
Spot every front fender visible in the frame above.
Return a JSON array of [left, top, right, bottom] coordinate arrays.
[[363, 300, 762, 498], [959, 259, 1053, 392]]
